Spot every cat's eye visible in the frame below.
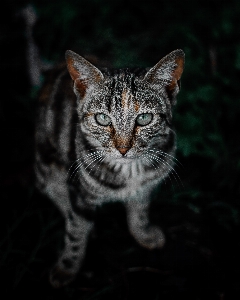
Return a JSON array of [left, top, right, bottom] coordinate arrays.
[[136, 113, 153, 126], [95, 113, 111, 126]]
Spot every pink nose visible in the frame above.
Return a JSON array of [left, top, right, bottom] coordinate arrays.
[[117, 147, 130, 155]]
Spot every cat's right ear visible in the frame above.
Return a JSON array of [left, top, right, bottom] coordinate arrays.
[[65, 50, 104, 98]]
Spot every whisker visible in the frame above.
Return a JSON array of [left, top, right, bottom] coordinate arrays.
[[143, 155, 168, 186], [68, 150, 102, 175], [82, 155, 106, 188], [68, 151, 103, 182], [68, 154, 97, 180], [88, 157, 101, 175], [150, 148, 183, 167], [85, 148, 103, 154], [86, 153, 105, 175], [147, 153, 176, 181], [93, 155, 106, 175], [72, 155, 102, 182], [145, 154, 173, 186], [84, 154, 103, 172], [147, 152, 183, 188]]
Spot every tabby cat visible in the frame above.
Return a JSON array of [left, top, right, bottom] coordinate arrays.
[[35, 49, 184, 287]]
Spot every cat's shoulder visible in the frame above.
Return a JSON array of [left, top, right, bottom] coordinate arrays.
[[38, 62, 74, 105]]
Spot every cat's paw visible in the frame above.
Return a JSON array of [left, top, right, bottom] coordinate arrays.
[[49, 260, 78, 288], [133, 226, 165, 250]]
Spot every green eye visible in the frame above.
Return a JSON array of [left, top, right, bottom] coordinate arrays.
[[136, 113, 153, 126], [95, 113, 111, 126]]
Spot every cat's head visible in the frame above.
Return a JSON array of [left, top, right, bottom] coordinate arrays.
[[66, 50, 184, 162]]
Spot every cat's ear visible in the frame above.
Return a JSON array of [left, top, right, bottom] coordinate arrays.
[[143, 49, 185, 104], [65, 50, 104, 97]]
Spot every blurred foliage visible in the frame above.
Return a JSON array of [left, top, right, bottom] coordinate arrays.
[[1, 0, 240, 299]]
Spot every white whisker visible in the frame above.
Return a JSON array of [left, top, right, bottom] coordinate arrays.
[[88, 154, 105, 175], [150, 148, 183, 167], [146, 151, 183, 188], [68, 151, 103, 182], [146, 154, 173, 187], [143, 155, 168, 186], [73, 154, 103, 182], [68, 151, 102, 173]]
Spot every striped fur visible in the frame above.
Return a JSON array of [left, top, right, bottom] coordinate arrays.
[[35, 49, 184, 287]]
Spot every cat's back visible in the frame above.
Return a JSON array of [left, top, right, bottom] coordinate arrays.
[[38, 62, 75, 110], [35, 63, 77, 192]]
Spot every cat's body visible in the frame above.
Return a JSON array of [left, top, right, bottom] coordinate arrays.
[[35, 49, 184, 287]]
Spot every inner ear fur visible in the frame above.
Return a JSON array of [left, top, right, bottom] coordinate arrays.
[[65, 50, 104, 98], [143, 49, 185, 103]]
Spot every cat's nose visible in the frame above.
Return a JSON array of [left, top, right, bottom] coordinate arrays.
[[117, 146, 131, 156]]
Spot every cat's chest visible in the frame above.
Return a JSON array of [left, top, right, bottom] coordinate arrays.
[[76, 157, 159, 202]]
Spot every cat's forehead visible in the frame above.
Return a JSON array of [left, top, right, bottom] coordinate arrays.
[[87, 69, 166, 112]]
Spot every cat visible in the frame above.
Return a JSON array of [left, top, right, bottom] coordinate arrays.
[[34, 49, 184, 288]]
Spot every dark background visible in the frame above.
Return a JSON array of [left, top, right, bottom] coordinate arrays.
[[1, 0, 240, 299]]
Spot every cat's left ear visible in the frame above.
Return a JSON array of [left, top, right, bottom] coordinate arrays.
[[65, 50, 104, 98], [143, 49, 185, 104]]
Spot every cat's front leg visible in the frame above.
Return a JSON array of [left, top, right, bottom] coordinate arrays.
[[126, 200, 165, 249], [50, 211, 93, 288]]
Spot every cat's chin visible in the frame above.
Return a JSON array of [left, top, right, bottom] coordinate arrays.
[[114, 157, 135, 164]]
